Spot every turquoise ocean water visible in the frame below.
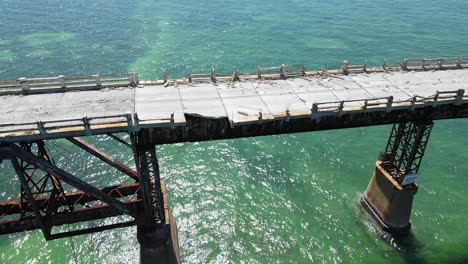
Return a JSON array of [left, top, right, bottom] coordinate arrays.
[[0, 0, 468, 263]]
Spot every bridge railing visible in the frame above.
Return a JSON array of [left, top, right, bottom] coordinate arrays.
[[0, 114, 133, 135], [401, 57, 464, 71], [256, 65, 306, 79], [310, 89, 465, 116], [341, 60, 368, 74], [177, 56, 466, 83], [0, 73, 139, 95]]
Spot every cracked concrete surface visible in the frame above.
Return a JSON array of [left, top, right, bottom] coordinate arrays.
[[1, 69, 467, 131]]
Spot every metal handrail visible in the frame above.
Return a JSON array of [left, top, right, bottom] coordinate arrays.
[[0, 114, 132, 134], [0, 73, 139, 95], [310, 90, 464, 114]]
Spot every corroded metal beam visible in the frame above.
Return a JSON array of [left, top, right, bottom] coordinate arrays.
[[132, 132, 165, 227], [106, 133, 134, 150], [380, 121, 434, 183], [0, 182, 143, 215], [11, 158, 51, 239], [67, 137, 138, 180], [8, 143, 136, 218], [0, 200, 142, 237]]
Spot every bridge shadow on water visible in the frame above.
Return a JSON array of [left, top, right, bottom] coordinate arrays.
[[391, 232, 468, 264], [355, 199, 468, 264]]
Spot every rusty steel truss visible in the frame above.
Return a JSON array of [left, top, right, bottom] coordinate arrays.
[[0, 133, 165, 240], [380, 120, 434, 184]]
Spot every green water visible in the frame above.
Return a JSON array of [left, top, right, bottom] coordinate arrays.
[[1, 0, 468, 263]]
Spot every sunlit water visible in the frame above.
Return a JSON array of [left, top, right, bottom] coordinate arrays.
[[1, 0, 468, 263]]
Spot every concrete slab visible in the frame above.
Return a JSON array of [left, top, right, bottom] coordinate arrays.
[[222, 96, 272, 121], [0, 88, 134, 125], [296, 90, 339, 105], [216, 82, 258, 98], [332, 88, 374, 101], [178, 84, 219, 100], [261, 93, 308, 113], [365, 87, 412, 102], [135, 85, 180, 101], [286, 78, 330, 93], [135, 100, 183, 121], [328, 78, 362, 90], [181, 98, 226, 118], [254, 80, 294, 95]]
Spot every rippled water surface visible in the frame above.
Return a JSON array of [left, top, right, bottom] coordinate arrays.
[[1, 0, 468, 263]]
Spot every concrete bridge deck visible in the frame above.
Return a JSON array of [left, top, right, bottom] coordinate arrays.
[[1, 65, 467, 143]]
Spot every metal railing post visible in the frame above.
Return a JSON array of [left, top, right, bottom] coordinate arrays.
[[133, 73, 139, 86], [386, 96, 393, 112], [455, 89, 465, 105], [133, 113, 141, 131], [280, 64, 285, 78], [362, 99, 368, 110], [82, 116, 92, 135], [341, 61, 349, 74], [95, 74, 101, 87], [210, 68, 216, 82], [59, 75, 66, 89], [401, 59, 408, 70], [37, 121, 46, 134], [338, 101, 344, 112], [456, 57, 463, 68], [19, 77, 29, 92], [163, 71, 168, 83], [126, 112, 133, 132], [231, 68, 239, 82], [433, 91, 439, 107], [311, 103, 319, 114], [410, 96, 417, 111]]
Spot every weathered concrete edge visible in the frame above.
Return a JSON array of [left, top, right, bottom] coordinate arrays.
[[139, 103, 468, 145], [1, 103, 467, 144]]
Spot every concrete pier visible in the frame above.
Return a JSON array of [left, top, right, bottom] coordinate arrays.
[[361, 121, 433, 235], [361, 161, 417, 234]]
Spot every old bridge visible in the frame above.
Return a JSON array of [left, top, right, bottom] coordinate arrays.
[[0, 56, 467, 263]]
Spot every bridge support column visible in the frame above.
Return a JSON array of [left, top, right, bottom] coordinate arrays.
[[132, 133, 180, 264], [361, 121, 433, 235]]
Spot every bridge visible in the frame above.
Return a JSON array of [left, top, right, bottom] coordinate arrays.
[[0, 56, 467, 263]]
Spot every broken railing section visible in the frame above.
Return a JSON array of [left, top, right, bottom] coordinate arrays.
[[0, 135, 167, 240], [0, 73, 139, 95], [379, 121, 434, 186], [342, 56, 466, 74]]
